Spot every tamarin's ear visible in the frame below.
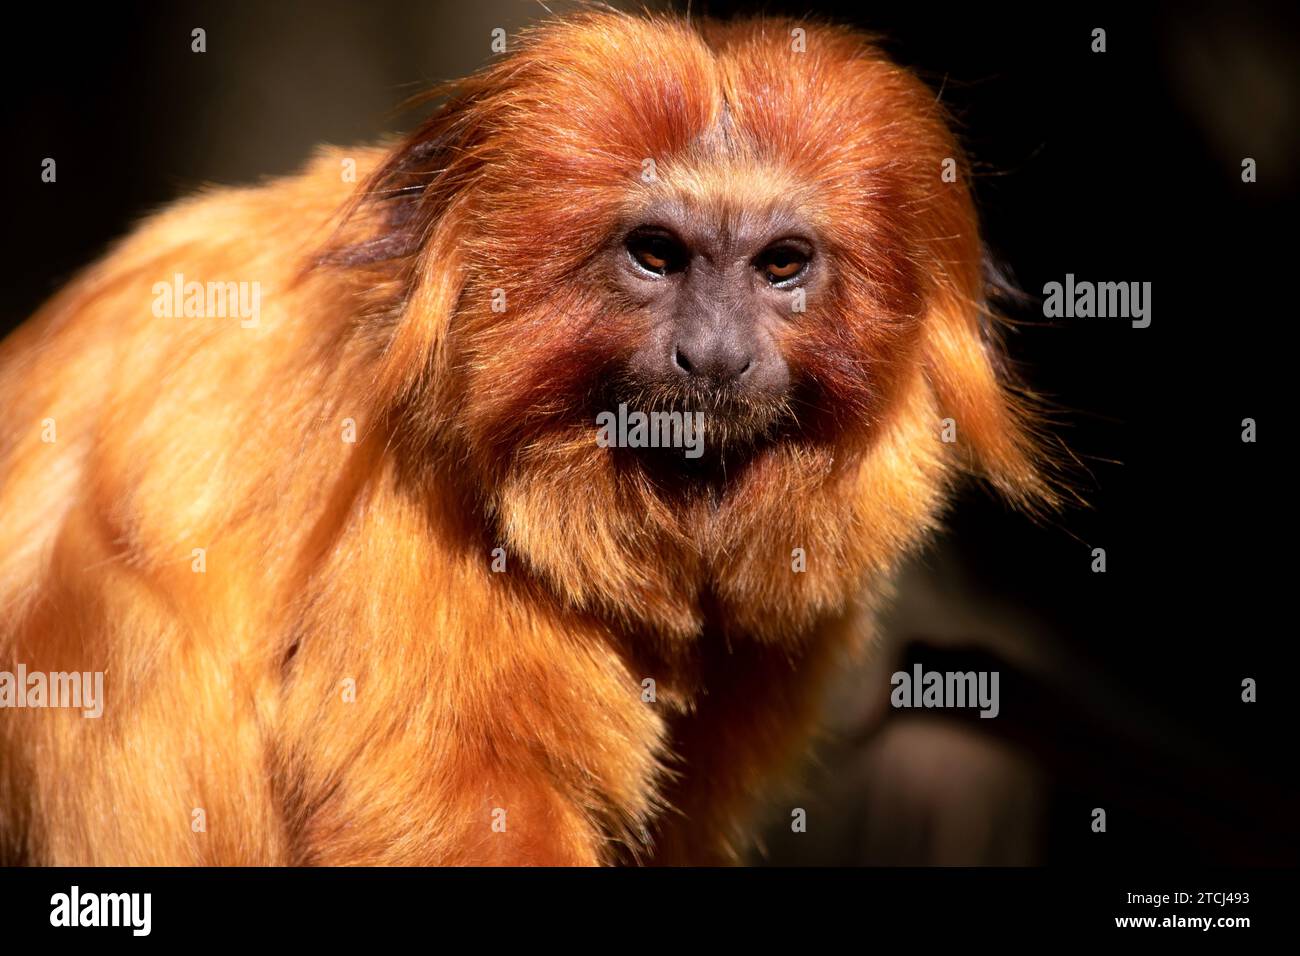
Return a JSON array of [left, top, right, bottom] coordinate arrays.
[[328, 80, 501, 407], [317, 63, 525, 413], [922, 264, 1062, 514]]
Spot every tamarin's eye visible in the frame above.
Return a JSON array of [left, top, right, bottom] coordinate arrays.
[[756, 244, 809, 284], [627, 231, 687, 276]]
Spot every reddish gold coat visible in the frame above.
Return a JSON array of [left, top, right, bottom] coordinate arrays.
[[0, 13, 1052, 865]]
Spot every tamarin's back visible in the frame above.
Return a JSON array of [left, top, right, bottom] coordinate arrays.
[[0, 148, 376, 863]]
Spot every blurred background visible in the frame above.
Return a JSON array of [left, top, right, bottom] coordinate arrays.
[[2, 1, 1295, 865]]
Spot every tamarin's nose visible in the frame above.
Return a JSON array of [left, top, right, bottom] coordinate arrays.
[[671, 332, 753, 387]]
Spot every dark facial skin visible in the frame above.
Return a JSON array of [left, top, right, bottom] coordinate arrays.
[[608, 201, 819, 438]]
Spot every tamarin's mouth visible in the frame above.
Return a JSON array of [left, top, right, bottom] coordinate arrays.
[[603, 416, 785, 509], [602, 373, 792, 440], [587, 366, 803, 501]]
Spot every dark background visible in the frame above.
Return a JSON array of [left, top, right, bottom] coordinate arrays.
[[2, 1, 1294, 865]]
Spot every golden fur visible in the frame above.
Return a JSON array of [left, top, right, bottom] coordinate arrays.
[[0, 12, 1052, 865]]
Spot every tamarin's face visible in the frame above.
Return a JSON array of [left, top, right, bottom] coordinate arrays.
[[358, 14, 1045, 636], [596, 149, 922, 473], [612, 196, 806, 447]]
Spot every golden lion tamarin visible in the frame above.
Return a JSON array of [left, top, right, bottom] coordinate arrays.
[[0, 11, 1053, 865]]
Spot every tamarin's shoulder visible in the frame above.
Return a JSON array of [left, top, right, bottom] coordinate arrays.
[[4, 142, 398, 364], [112, 143, 391, 263], [0, 144, 398, 580], [2, 142, 391, 351]]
